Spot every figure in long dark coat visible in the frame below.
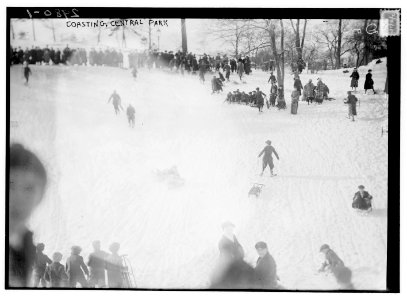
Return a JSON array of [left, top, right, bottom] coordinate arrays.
[[364, 69, 375, 94], [254, 242, 279, 289], [345, 91, 358, 121], [293, 76, 303, 96], [66, 246, 89, 288], [350, 68, 360, 91], [352, 185, 373, 210]]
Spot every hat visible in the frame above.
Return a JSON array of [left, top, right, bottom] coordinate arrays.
[[368, 69, 372, 72], [221, 221, 235, 230], [255, 241, 268, 249], [266, 140, 271, 145], [358, 185, 365, 189], [320, 244, 330, 252], [71, 246, 82, 254]]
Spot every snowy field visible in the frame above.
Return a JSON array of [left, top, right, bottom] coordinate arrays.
[[10, 59, 388, 290]]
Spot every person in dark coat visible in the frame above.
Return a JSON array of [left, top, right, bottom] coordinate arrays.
[[126, 104, 136, 128], [108, 90, 123, 115], [33, 243, 52, 287], [218, 222, 244, 262], [293, 76, 303, 96], [350, 68, 360, 91], [291, 90, 300, 115], [254, 242, 279, 289], [87, 241, 109, 288], [105, 242, 124, 288], [319, 244, 353, 289], [9, 144, 47, 287], [44, 252, 68, 288], [268, 71, 277, 84], [237, 61, 244, 81], [258, 140, 279, 176], [22, 61, 32, 85], [364, 69, 375, 94], [66, 246, 89, 288], [344, 91, 358, 121], [255, 88, 266, 112], [352, 185, 373, 211], [319, 244, 344, 273], [223, 63, 231, 81], [54, 49, 61, 65], [303, 79, 315, 104], [276, 86, 286, 110], [269, 82, 278, 107]]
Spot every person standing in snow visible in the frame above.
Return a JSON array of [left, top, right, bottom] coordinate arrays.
[[364, 69, 376, 94], [344, 91, 358, 121], [270, 82, 278, 107], [254, 242, 279, 289], [218, 222, 244, 263], [108, 90, 123, 115], [291, 90, 300, 115], [105, 242, 124, 288], [276, 86, 286, 110], [258, 140, 279, 176], [33, 243, 52, 287], [66, 246, 89, 288], [350, 68, 360, 91], [44, 252, 68, 288], [87, 240, 109, 288], [303, 79, 315, 104], [293, 75, 303, 96], [22, 61, 32, 85], [255, 87, 266, 112], [268, 71, 277, 85], [223, 62, 231, 81], [126, 104, 136, 128], [237, 60, 244, 81]]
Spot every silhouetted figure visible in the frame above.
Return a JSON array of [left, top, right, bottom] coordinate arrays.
[[87, 241, 109, 288], [66, 246, 89, 288]]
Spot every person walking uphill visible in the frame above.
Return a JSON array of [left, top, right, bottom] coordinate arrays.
[[108, 90, 123, 115], [350, 68, 359, 91], [255, 87, 266, 112], [344, 91, 358, 121], [258, 140, 279, 176], [364, 69, 375, 94]]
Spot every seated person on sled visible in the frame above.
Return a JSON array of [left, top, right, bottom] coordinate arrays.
[[352, 185, 373, 211]]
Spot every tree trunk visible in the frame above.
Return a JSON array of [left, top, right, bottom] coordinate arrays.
[[280, 19, 285, 85], [122, 27, 126, 48], [336, 19, 342, 69], [31, 19, 36, 42], [51, 20, 56, 42], [148, 22, 152, 50], [181, 19, 188, 53], [300, 19, 307, 58], [269, 22, 283, 89], [11, 21, 15, 40]]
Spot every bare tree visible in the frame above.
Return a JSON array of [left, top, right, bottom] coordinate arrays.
[[43, 19, 57, 42], [289, 19, 307, 60], [181, 19, 188, 53], [109, 19, 141, 48], [209, 19, 250, 56]]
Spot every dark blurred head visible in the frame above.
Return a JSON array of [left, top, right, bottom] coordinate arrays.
[[52, 252, 63, 262], [36, 243, 45, 252], [255, 241, 268, 257], [71, 246, 82, 255], [9, 144, 47, 233]]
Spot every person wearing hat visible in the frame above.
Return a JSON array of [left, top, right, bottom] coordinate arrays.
[[350, 68, 360, 91], [268, 71, 277, 84], [352, 185, 373, 211], [87, 240, 109, 288], [218, 222, 244, 262], [269, 82, 278, 107], [254, 242, 279, 289], [255, 87, 266, 112], [33, 243, 52, 287], [344, 91, 358, 121], [364, 69, 375, 94], [66, 246, 89, 287], [291, 89, 300, 115], [44, 252, 68, 287], [105, 242, 124, 288], [318, 244, 345, 273], [258, 140, 279, 176], [303, 79, 315, 104], [293, 75, 303, 96]]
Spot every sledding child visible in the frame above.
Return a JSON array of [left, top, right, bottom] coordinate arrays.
[[352, 185, 373, 211], [344, 91, 358, 121], [44, 252, 68, 288]]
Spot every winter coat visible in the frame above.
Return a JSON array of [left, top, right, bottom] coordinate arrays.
[[66, 254, 89, 281], [303, 82, 315, 98], [33, 252, 52, 277], [254, 253, 278, 289], [218, 235, 244, 262], [345, 95, 358, 116], [258, 145, 279, 161], [294, 78, 303, 95], [45, 262, 68, 287], [321, 249, 345, 272], [352, 191, 373, 210], [364, 73, 374, 89], [350, 71, 359, 88], [8, 230, 36, 287], [105, 254, 124, 288]]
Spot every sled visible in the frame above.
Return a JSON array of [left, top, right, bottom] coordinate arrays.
[[248, 183, 265, 198], [121, 254, 137, 288]]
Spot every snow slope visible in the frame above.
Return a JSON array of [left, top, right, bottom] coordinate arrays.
[[9, 60, 388, 290]]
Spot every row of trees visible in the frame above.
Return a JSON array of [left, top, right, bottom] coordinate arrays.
[[209, 19, 387, 88]]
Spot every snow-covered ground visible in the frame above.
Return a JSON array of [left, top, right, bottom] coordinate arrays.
[[10, 58, 388, 290]]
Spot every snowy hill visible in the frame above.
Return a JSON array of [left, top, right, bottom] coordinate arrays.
[[10, 60, 388, 290]]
